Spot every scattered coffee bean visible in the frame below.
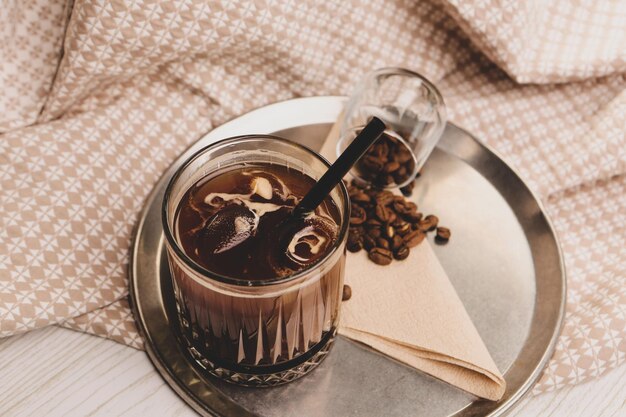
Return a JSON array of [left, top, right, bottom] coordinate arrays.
[[391, 217, 405, 227], [402, 210, 422, 223], [345, 180, 450, 265], [396, 222, 411, 235], [363, 235, 376, 251], [377, 238, 390, 250], [392, 200, 406, 214], [375, 204, 390, 222], [342, 284, 352, 301], [347, 230, 362, 252], [393, 245, 410, 260], [391, 220, 406, 234], [375, 191, 394, 206], [404, 229, 425, 247], [435, 227, 451, 244], [350, 204, 367, 225], [368, 247, 393, 265], [424, 214, 439, 231], [347, 239, 362, 252]]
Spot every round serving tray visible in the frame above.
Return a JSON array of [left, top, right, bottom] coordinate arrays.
[[129, 96, 565, 416]]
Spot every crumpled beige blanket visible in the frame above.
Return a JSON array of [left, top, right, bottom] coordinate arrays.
[[1, 0, 624, 395]]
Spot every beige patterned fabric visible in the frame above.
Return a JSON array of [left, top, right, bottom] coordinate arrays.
[[1, 0, 625, 396], [440, 0, 626, 83], [0, 0, 71, 131], [538, 177, 626, 391], [61, 298, 143, 348]]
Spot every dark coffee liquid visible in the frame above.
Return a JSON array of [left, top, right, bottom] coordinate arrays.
[[176, 164, 341, 280]]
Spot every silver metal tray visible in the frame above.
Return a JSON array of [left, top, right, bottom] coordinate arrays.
[[129, 96, 565, 416]]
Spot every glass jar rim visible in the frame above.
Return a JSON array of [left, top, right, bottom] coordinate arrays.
[[368, 67, 446, 104], [162, 134, 350, 288]]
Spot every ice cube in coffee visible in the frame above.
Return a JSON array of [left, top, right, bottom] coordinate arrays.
[[162, 136, 349, 386]]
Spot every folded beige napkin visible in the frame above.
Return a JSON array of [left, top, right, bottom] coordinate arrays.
[[321, 118, 506, 401]]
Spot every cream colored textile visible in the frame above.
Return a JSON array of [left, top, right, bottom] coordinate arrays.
[[1, 0, 624, 396], [0, 0, 70, 131]]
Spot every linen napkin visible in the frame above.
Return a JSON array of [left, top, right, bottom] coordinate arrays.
[[321, 118, 506, 401]]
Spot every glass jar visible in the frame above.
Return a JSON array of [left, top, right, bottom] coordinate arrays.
[[339, 67, 447, 189]]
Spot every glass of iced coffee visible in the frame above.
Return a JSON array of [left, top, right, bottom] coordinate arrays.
[[162, 135, 349, 386]]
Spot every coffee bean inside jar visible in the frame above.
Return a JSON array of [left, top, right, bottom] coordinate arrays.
[[352, 131, 417, 189]]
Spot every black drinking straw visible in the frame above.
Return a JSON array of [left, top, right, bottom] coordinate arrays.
[[292, 117, 386, 219]]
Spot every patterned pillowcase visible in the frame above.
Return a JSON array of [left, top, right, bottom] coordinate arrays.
[[0, 0, 70, 131]]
